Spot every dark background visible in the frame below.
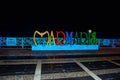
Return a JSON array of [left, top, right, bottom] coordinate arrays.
[[0, 1, 120, 38]]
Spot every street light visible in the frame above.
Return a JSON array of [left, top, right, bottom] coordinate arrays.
[[88, 29, 92, 45], [88, 29, 92, 33]]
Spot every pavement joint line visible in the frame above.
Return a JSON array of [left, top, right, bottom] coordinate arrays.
[[74, 59, 102, 80], [104, 58, 120, 66], [34, 60, 41, 80]]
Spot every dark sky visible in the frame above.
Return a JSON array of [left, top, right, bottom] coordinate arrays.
[[0, 1, 120, 38]]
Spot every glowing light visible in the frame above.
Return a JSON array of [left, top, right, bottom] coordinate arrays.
[[33, 30, 50, 45], [33, 30, 98, 45], [88, 29, 92, 33], [32, 30, 99, 50], [32, 45, 99, 50]]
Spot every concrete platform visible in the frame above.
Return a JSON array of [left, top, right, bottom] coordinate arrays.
[[0, 47, 120, 80]]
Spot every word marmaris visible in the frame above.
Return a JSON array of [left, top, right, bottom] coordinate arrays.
[[33, 30, 98, 45]]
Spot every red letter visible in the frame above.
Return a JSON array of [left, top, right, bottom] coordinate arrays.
[[56, 31, 66, 45]]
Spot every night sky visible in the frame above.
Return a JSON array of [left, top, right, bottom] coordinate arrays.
[[0, 1, 120, 38]]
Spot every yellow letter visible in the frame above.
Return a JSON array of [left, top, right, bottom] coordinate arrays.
[[33, 30, 49, 45], [48, 31, 55, 45]]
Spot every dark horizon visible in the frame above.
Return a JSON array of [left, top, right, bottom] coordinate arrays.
[[0, 2, 120, 39]]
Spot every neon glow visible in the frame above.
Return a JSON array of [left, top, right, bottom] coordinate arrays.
[[1, 30, 119, 50], [33, 30, 98, 45], [0, 37, 120, 48], [32, 30, 99, 50]]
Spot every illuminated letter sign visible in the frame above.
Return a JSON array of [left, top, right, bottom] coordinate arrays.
[[32, 30, 99, 51]]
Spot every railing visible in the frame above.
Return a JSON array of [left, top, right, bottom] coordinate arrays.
[[0, 37, 120, 48]]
